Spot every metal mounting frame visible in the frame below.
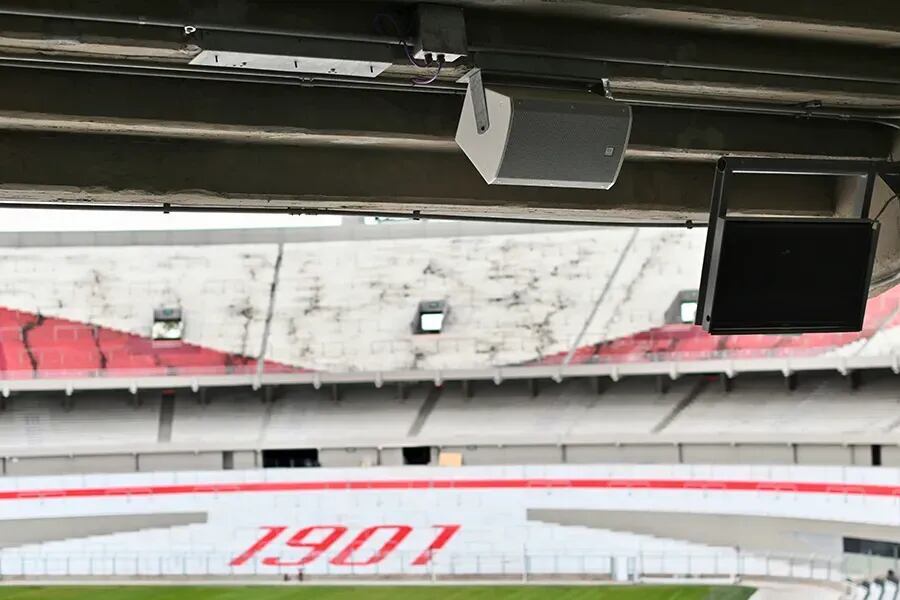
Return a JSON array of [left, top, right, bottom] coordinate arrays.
[[695, 157, 892, 333], [414, 3, 468, 63]]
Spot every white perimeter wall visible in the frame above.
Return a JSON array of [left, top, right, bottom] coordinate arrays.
[[0, 464, 898, 579]]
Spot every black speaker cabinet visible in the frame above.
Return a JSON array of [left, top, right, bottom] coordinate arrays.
[[697, 158, 884, 335]]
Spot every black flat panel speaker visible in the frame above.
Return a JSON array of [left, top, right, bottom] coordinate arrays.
[[700, 218, 878, 334]]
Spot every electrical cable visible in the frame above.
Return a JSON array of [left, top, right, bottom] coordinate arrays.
[[400, 35, 430, 68], [0, 201, 707, 229], [375, 12, 444, 86], [412, 57, 444, 85], [873, 193, 899, 222]]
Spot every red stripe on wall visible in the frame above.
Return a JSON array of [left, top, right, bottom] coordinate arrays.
[[1, 477, 900, 501]]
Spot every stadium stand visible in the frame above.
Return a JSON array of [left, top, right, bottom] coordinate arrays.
[[0, 306, 297, 378], [418, 377, 687, 441], [666, 372, 900, 435], [0, 228, 706, 373], [170, 388, 268, 445], [263, 384, 423, 447], [541, 286, 900, 365], [1, 370, 898, 474], [0, 223, 896, 477], [0, 244, 279, 366], [0, 227, 893, 600], [0, 390, 159, 449], [0, 225, 896, 379]]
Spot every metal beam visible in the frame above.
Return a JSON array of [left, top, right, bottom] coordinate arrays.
[[0, 2, 897, 89], [472, 53, 900, 110]]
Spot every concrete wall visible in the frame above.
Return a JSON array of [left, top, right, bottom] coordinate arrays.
[[566, 444, 680, 464], [319, 447, 379, 468], [795, 445, 854, 466], [232, 450, 257, 470], [3, 454, 136, 477], [441, 444, 563, 466], [136, 451, 223, 472], [882, 446, 900, 467], [679, 444, 795, 465], [3, 442, 899, 476], [851, 444, 874, 467], [378, 447, 406, 467]]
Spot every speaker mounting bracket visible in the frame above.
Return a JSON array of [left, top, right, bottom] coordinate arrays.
[[467, 68, 490, 134]]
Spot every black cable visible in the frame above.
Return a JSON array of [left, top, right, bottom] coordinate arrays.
[[375, 12, 444, 86], [0, 201, 707, 229], [873, 193, 899, 221]]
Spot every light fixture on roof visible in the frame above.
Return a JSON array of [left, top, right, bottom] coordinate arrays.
[[152, 307, 184, 341], [413, 300, 449, 334], [665, 290, 699, 325], [680, 301, 698, 324]]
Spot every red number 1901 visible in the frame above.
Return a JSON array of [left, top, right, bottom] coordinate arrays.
[[230, 524, 460, 568]]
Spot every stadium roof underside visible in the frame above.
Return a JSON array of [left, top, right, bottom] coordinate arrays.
[[0, 0, 897, 289]]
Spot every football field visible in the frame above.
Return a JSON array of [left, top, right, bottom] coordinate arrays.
[[0, 585, 755, 600]]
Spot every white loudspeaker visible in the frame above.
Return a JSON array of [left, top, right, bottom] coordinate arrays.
[[455, 81, 632, 189]]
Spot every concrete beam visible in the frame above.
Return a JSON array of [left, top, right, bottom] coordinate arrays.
[[448, 1, 900, 46], [0, 69, 891, 161], [0, 68, 461, 144], [3, 0, 896, 48], [0, 2, 896, 88], [0, 130, 840, 222], [466, 11, 900, 85], [0, 2, 894, 289]]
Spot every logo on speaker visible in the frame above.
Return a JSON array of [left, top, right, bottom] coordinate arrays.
[[604, 146, 615, 156]]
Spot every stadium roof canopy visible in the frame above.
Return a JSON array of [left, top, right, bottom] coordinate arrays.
[[0, 0, 896, 289]]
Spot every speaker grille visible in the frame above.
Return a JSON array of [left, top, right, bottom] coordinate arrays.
[[498, 97, 630, 186]]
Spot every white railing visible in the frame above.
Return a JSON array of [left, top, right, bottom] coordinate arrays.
[[0, 550, 846, 583]]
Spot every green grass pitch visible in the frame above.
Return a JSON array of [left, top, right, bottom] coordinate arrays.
[[0, 585, 756, 600]]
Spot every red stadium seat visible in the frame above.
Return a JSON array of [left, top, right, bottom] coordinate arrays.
[[0, 307, 301, 378]]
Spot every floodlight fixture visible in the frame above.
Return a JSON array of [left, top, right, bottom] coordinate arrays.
[[152, 307, 184, 341], [413, 300, 449, 334]]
